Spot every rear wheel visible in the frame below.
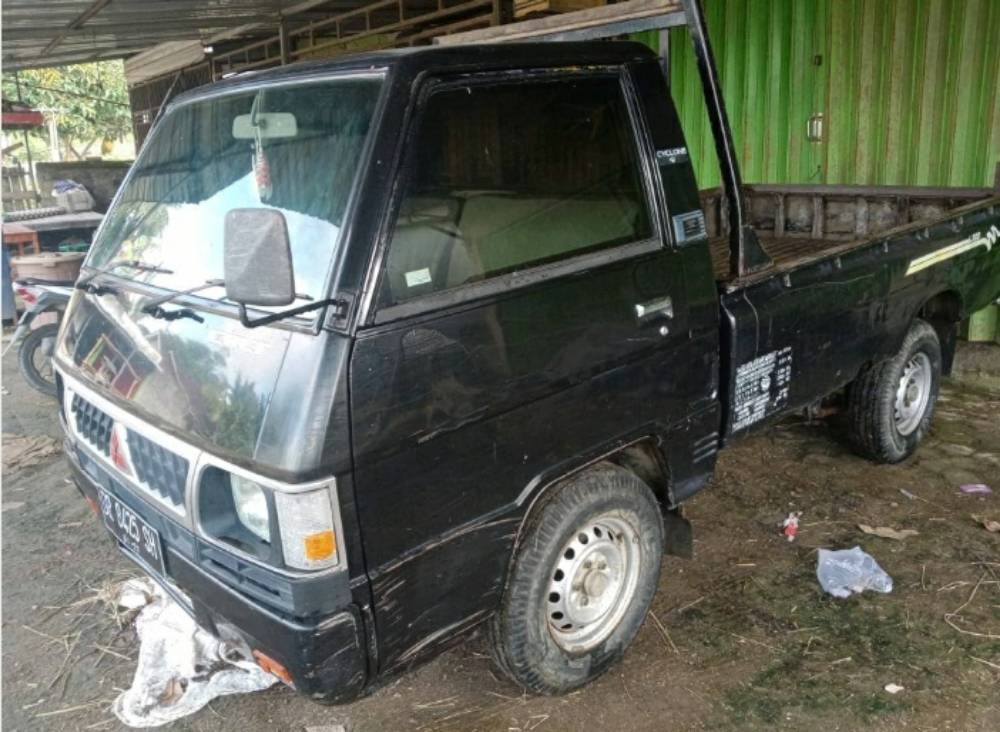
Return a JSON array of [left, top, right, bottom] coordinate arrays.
[[18, 323, 59, 397], [489, 463, 664, 694], [847, 319, 941, 463]]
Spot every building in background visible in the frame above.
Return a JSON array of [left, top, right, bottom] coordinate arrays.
[[648, 0, 1000, 189]]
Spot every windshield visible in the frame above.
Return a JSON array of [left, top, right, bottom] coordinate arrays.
[[88, 75, 383, 304]]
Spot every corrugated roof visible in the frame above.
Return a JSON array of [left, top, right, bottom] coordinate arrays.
[[1, 0, 340, 70]]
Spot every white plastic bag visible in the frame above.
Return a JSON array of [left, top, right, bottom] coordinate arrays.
[[51, 179, 95, 212], [816, 546, 893, 598], [113, 577, 278, 727]]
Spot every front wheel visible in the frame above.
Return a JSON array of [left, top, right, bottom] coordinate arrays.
[[847, 318, 941, 463], [489, 463, 664, 694], [18, 323, 60, 397]]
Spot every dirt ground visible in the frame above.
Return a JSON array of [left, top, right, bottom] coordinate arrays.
[[3, 342, 999, 731]]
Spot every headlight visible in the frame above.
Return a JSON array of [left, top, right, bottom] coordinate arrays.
[[198, 466, 341, 572], [230, 475, 270, 543], [197, 467, 274, 562]]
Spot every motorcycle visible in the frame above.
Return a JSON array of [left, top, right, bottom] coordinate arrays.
[[4, 278, 74, 397]]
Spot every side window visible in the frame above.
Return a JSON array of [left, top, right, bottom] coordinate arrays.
[[383, 74, 654, 304]]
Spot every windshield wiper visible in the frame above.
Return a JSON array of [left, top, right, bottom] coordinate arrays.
[[140, 277, 343, 329], [77, 281, 120, 297], [77, 259, 175, 295], [140, 279, 224, 315], [144, 306, 204, 324], [139, 279, 227, 324]]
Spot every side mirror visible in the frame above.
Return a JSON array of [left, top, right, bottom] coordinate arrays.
[[223, 208, 295, 307]]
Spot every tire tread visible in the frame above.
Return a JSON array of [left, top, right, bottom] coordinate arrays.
[[847, 319, 940, 464]]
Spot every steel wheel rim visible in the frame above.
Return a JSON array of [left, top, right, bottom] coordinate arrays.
[[894, 352, 931, 436], [546, 514, 641, 654]]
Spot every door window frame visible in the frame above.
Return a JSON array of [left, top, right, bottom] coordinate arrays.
[[365, 66, 668, 326]]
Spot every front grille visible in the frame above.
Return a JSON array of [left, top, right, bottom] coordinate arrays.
[[71, 393, 113, 456], [69, 392, 188, 510], [126, 429, 188, 508]]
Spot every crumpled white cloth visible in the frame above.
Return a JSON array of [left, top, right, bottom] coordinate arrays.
[[113, 577, 278, 727]]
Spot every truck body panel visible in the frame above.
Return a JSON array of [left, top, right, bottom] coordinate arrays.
[[713, 195, 999, 438]]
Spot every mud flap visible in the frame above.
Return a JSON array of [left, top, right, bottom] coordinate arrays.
[[662, 509, 693, 559]]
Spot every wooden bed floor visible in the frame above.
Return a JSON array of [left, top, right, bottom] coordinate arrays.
[[709, 235, 856, 282]]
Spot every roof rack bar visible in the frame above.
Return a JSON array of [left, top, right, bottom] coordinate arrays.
[[679, 0, 771, 278]]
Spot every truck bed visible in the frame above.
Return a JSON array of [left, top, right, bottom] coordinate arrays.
[[708, 234, 851, 281], [703, 182, 998, 284], [710, 180, 1000, 442]]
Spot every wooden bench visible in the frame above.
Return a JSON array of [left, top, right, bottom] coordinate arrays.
[[2, 222, 41, 257]]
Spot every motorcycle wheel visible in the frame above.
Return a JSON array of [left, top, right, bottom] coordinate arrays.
[[18, 323, 60, 397]]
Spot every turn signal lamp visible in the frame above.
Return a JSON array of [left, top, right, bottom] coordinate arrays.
[[252, 650, 293, 686], [275, 489, 339, 570], [304, 529, 336, 562]]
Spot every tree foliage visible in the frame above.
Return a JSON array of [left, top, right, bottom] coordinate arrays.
[[2, 61, 131, 159]]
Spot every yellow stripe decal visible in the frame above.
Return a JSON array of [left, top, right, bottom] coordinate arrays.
[[905, 224, 999, 276]]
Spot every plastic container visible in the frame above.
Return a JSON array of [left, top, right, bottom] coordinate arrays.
[[58, 240, 90, 253], [11, 251, 85, 283]]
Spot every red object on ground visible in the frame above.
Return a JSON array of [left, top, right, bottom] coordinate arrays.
[[782, 512, 801, 541]]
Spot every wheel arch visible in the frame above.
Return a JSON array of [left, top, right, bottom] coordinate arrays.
[[508, 436, 689, 578]]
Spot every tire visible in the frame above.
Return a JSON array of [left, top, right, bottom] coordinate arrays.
[[18, 323, 59, 397], [489, 463, 664, 694], [847, 318, 941, 463]]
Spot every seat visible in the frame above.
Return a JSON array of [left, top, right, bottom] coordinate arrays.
[[386, 196, 478, 302]]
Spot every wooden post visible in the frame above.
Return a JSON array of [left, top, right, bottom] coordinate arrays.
[[775, 194, 785, 238], [492, 0, 514, 26], [279, 19, 290, 65], [854, 196, 868, 237], [13, 72, 39, 202], [811, 195, 824, 238]]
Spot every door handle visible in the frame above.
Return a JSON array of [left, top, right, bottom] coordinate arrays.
[[634, 296, 674, 324]]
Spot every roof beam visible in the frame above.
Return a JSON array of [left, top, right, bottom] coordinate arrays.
[[8, 16, 281, 39], [436, 0, 683, 44], [42, 0, 115, 56], [206, 0, 335, 43], [5, 45, 153, 71]]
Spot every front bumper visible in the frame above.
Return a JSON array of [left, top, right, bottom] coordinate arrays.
[[65, 438, 370, 703]]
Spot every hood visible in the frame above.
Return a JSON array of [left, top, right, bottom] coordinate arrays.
[[58, 288, 292, 463]]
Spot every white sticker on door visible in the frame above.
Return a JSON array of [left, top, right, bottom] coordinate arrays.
[[405, 268, 432, 287], [732, 346, 793, 432]]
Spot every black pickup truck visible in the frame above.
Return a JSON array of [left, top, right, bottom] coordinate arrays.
[[54, 0, 999, 704]]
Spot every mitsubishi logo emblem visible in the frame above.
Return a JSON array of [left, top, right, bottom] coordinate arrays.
[[110, 424, 132, 477]]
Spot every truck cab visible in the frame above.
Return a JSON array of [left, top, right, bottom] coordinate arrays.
[[58, 42, 719, 700]]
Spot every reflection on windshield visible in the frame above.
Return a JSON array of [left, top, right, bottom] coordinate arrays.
[[66, 292, 285, 457], [101, 175, 338, 298], [90, 76, 384, 303]]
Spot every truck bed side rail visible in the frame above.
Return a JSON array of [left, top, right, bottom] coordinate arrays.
[[700, 180, 1000, 243]]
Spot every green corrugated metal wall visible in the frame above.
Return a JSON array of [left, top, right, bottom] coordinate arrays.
[[637, 0, 1000, 190]]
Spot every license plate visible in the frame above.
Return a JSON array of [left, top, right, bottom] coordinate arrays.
[[98, 488, 165, 575]]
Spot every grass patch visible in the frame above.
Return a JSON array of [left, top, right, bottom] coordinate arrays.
[[672, 552, 998, 726]]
